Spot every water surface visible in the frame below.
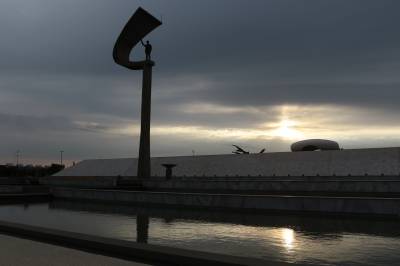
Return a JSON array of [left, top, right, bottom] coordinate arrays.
[[0, 201, 399, 265]]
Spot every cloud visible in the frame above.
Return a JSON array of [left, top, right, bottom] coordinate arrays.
[[1, 0, 400, 164]]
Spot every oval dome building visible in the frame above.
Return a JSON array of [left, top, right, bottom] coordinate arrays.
[[291, 139, 340, 152]]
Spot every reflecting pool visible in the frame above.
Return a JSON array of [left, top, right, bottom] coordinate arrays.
[[0, 200, 399, 265]]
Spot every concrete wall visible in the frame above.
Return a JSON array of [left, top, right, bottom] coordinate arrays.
[[0, 186, 48, 194], [141, 179, 400, 194], [55, 147, 400, 177], [40, 176, 117, 188], [0, 177, 27, 185], [52, 188, 400, 217], [0, 186, 23, 193]]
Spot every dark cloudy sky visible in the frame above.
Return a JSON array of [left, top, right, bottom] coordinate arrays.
[[1, 0, 400, 165]]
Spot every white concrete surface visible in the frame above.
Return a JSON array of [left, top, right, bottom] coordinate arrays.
[[0, 234, 149, 266], [55, 147, 400, 177]]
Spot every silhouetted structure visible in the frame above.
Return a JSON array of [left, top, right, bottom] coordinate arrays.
[[291, 139, 340, 152], [141, 40, 152, 60], [162, 164, 177, 179], [232, 145, 250, 154], [0, 164, 64, 177], [113, 7, 162, 179], [232, 145, 265, 154]]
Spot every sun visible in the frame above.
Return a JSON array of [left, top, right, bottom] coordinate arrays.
[[273, 119, 303, 140]]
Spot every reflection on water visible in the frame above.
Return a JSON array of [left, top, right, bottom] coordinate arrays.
[[0, 200, 399, 265], [282, 228, 295, 251], [136, 215, 149, 244]]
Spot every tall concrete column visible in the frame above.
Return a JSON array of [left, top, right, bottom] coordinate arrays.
[[137, 60, 154, 178], [112, 7, 162, 179]]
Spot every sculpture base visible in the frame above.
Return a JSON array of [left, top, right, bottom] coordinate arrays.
[[125, 60, 155, 70]]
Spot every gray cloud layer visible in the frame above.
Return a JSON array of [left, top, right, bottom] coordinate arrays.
[[1, 0, 400, 164]]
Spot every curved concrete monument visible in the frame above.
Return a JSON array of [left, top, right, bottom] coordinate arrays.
[[113, 7, 162, 178], [113, 7, 162, 70], [291, 139, 340, 152]]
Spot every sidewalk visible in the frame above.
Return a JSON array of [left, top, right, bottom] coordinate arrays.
[[0, 234, 151, 266]]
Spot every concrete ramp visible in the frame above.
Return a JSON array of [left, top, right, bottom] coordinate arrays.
[[55, 147, 400, 177]]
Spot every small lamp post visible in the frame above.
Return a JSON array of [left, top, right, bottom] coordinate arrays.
[[60, 150, 64, 165], [16, 150, 20, 166]]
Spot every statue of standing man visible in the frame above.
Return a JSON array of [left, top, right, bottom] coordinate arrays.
[[141, 40, 152, 60]]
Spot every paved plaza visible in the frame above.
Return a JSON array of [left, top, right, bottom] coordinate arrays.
[[0, 234, 151, 266]]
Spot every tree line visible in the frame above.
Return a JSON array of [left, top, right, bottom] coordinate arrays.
[[0, 164, 65, 177]]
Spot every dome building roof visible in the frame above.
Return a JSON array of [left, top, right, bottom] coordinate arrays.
[[291, 139, 340, 152]]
